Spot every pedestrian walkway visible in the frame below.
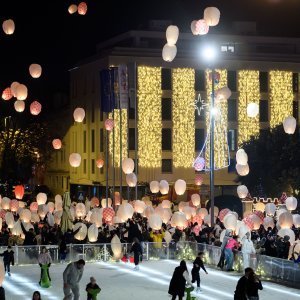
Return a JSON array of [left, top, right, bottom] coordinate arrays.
[[3, 260, 300, 299]]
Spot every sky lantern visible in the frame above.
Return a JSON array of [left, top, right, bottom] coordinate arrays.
[[195, 174, 203, 186], [103, 207, 115, 223], [74, 223, 87, 240], [204, 7, 221, 26], [78, 2, 87, 15], [14, 100, 25, 112], [265, 203, 276, 216], [30, 201, 38, 212], [148, 213, 163, 230], [283, 116, 296, 134], [162, 44, 177, 62], [10, 82, 19, 96], [104, 119, 114, 131], [14, 185, 25, 199], [10, 199, 19, 212], [20, 209, 31, 223], [88, 224, 98, 242], [15, 84, 28, 100], [68, 4, 78, 14], [134, 200, 146, 214], [36, 192, 47, 205], [52, 139, 62, 150], [236, 149, 248, 165], [122, 158, 134, 174], [150, 181, 160, 193], [101, 198, 112, 208], [166, 25, 179, 45], [69, 153, 81, 167], [190, 20, 198, 35], [215, 86, 232, 102], [73, 107, 85, 122], [111, 235, 122, 259], [2, 88, 13, 100], [174, 179, 186, 195], [236, 163, 249, 176], [195, 19, 209, 35], [126, 173, 137, 187], [285, 196, 297, 211], [75, 203, 86, 218], [159, 180, 169, 195], [2, 19, 15, 35], [194, 157, 205, 171], [279, 211, 293, 229], [29, 64, 42, 78], [90, 197, 100, 208], [191, 194, 201, 206], [30, 101, 42, 115], [237, 185, 248, 198], [96, 159, 104, 168]]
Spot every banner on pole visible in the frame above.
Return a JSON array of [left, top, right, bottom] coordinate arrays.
[[118, 64, 129, 109]]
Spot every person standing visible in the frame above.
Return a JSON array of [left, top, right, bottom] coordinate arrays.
[[234, 267, 254, 300], [245, 271, 263, 300], [0, 246, 14, 276], [218, 229, 232, 270], [241, 232, 256, 269], [130, 237, 143, 270], [86, 277, 101, 300], [224, 235, 239, 271], [191, 252, 208, 293], [63, 259, 85, 300], [38, 247, 52, 287], [32, 291, 42, 300], [168, 260, 192, 300]]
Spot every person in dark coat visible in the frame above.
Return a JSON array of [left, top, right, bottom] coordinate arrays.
[[191, 252, 208, 293], [20, 222, 37, 246], [275, 235, 290, 259], [0, 246, 14, 276], [130, 237, 143, 270], [234, 267, 253, 300], [246, 271, 263, 300], [86, 276, 101, 300], [168, 260, 192, 300], [0, 287, 5, 300]]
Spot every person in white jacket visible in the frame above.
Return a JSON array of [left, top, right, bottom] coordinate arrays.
[[241, 232, 256, 269], [63, 259, 85, 300]]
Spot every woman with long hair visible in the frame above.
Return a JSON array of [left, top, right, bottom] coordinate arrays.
[[38, 246, 52, 287], [32, 291, 42, 300]]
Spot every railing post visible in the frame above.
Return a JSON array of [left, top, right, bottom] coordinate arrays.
[[15, 245, 19, 266], [166, 243, 169, 260], [146, 243, 149, 261], [104, 244, 107, 262], [82, 244, 85, 260]]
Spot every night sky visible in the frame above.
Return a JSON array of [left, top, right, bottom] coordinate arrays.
[[1, 0, 300, 114]]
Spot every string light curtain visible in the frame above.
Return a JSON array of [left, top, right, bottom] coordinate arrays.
[[172, 68, 195, 168], [137, 66, 162, 168], [238, 70, 260, 146]]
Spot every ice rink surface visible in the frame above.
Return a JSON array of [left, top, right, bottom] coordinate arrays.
[[3, 260, 300, 300]]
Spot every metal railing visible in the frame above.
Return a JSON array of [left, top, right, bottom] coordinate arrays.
[[0, 242, 299, 288]]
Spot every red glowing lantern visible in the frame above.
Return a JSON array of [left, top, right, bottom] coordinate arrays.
[[90, 197, 100, 208], [254, 210, 264, 222], [52, 139, 62, 150], [78, 2, 87, 15], [243, 216, 254, 230], [103, 207, 115, 223], [195, 174, 203, 186], [30, 101, 42, 115], [10, 199, 19, 212], [105, 119, 114, 131], [96, 159, 104, 168], [194, 157, 205, 171], [30, 201, 38, 212], [218, 208, 230, 222], [195, 19, 209, 35], [14, 185, 25, 200], [114, 192, 121, 206], [2, 88, 13, 100]]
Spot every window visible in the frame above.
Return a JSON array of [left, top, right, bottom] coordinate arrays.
[[100, 129, 104, 152], [259, 72, 268, 92], [129, 107, 135, 120], [91, 129, 95, 152], [83, 159, 87, 174], [228, 129, 237, 151], [228, 99, 237, 121], [162, 159, 172, 173], [195, 70, 205, 91], [195, 128, 205, 151], [161, 68, 172, 90], [83, 131, 87, 153], [129, 128, 135, 150], [91, 159, 95, 174], [221, 45, 235, 53], [162, 98, 172, 120], [293, 101, 298, 121], [227, 71, 237, 92], [162, 128, 172, 151], [259, 100, 268, 122], [293, 73, 298, 93]]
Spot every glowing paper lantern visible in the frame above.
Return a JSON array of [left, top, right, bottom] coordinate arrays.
[[178, 201, 188, 212], [12, 220, 22, 236], [197, 208, 208, 220], [10, 199, 19, 212], [47, 202, 55, 213], [134, 200, 146, 214], [113, 216, 122, 224], [52, 139, 62, 150], [191, 194, 200, 206], [90, 209, 102, 227], [237, 185, 248, 198], [2, 197, 11, 210], [73, 222, 87, 241], [122, 158, 134, 174], [126, 173, 137, 187], [148, 214, 163, 230], [14, 185, 25, 200], [195, 174, 203, 186], [250, 214, 262, 230], [263, 216, 275, 230], [265, 203, 276, 216], [68, 4, 77, 14], [183, 206, 196, 220], [236, 149, 248, 165], [285, 196, 297, 211], [190, 20, 198, 35], [30, 101, 42, 115], [55, 195, 63, 210], [279, 212, 293, 229], [166, 25, 179, 45], [104, 119, 114, 131], [2, 87, 13, 100], [159, 180, 169, 195], [76, 203, 86, 218], [96, 159, 104, 168], [103, 207, 115, 223], [5, 212, 14, 228], [101, 198, 112, 208], [150, 181, 160, 193], [143, 206, 154, 219], [78, 2, 87, 15], [195, 19, 209, 35], [162, 44, 177, 62], [117, 203, 134, 221], [160, 208, 172, 224], [255, 202, 265, 212], [236, 163, 249, 176], [36, 193, 47, 205], [215, 87, 232, 102], [73, 107, 85, 122], [209, 206, 219, 217], [247, 103, 259, 118], [10, 82, 19, 96], [15, 84, 28, 100], [90, 197, 99, 208], [162, 200, 171, 209], [278, 228, 295, 245], [30, 202, 38, 212], [20, 209, 31, 223], [38, 204, 49, 219], [29, 64, 42, 78], [14, 100, 25, 112], [224, 213, 237, 231], [194, 157, 205, 171], [239, 223, 251, 239], [111, 235, 122, 259], [243, 216, 254, 231], [2, 19, 15, 35], [283, 116, 296, 134], [218, 208, 230, 222], [170, 212, 187, 228], [293, 214, 300, 228], [204, 214, 216, 227], [69, 153, 81, 167], [88, 224, 98, 242], [204, 7, 220, 26], [174, 179, 186, 195]]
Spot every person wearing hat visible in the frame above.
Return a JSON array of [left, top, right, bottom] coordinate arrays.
[[86, 277, 101, 300]]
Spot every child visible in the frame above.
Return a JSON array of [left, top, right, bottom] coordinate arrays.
[[86, 277, 101, 300], [0, 246, 14, 276], [191, 252, 208, 293]]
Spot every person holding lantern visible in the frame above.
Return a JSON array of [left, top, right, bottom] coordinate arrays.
[[38, 246, 52, 287]]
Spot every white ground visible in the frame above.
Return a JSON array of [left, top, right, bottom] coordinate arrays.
[[2, 260, 300, 300]]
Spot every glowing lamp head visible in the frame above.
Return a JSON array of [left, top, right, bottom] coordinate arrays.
[[202, 45, 217, 62]]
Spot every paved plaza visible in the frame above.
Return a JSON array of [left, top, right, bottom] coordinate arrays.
[[2, 260, 300, 300]]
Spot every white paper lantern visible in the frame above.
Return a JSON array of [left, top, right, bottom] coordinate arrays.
[[278, 228, 295, 245], [283, 116, 296, 134], [204, 7, 220, 26], [237, 185, 248, 198], [209, 206, 219, 217], [174, 179, 186, 195], [111, 235, 122, 259], [190, 20, 197, 35], [164, 231, 172, 244], [250, 214, 262, 230], [55, 195, 63, 211], [117, 203, 134, 221], [5, 212, 14, 228], [236, 163, 249, 176], [47, 212, 54, 227], [14, 100, 25, 112], [224, 213, 237, 231], [12, 220, 23, 236], [2, 19, 15, 35], [134, 200, 146, 214], [182, 206, 196, 220], [73, 107, 85, 122], [276, 208, 287, 219], [36, 193, 47, 205], [197, 208, 208, 219], [238, 223, 251, 239], [178, 201, 189, 212], [162, 44, 177, 62], [265, 203, 276, 216], [293, 214, 300, 228], [2, 197, 11, 210], [191, 194, 201, 206], [143, 206, 154, 219], [38, 204, 49, 219], [255, 202, 265, 212], [101, 198, 112, 208], [285, 196, 297, 211], [90, 209, 102, 227], [150, 181, 160, 193], [113, 216, 122, 224], [161, 200, 172, 209], [236, 149, 248, 165], [203, 214, 216, 227], [73, 222, 87, 241], [76, 203, 86, 218], [126, 173, 137, 187], [15, 84, 28, 100], [20, 209, 31, 223], [69, 153, 81, 167], [170, 212, 187, 228], [166, 25, 179, 45], [263, 216, 275, 230], [279, 212, 293, 229], [247, 103, 259, 118], [10, 82, 19, 96], [88, 224, 98, 242], [159, 180, 169, 195], [29, 64, 42, 78], [122, 158, 134, 174], [215, 87, 231, 102], [31, 212, 40, 223], [148, 213, 163, 230], [195, 19, 209, 35], [68, 4, 78, 14], [160, 208, 172, 224]]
